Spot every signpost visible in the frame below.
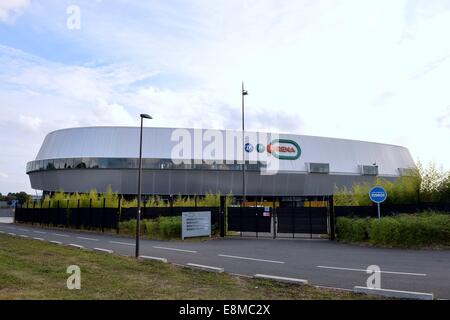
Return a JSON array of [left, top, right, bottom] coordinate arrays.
[[369, 186, 387, 219]]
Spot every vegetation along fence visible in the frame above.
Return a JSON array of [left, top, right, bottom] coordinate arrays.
[[335, 202, 450, 218], [13, 199, 450, 238], [14, 199, 220, 233]]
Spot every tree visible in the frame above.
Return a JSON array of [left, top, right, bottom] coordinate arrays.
[[417, 161, 447, 203], [7, 192, 31, 205], [439, 173, 450, 202], [333, 161, 448, 205]]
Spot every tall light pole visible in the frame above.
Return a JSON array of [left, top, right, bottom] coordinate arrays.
[[136, 113, 152, 258], [242, 82, 248, 208]]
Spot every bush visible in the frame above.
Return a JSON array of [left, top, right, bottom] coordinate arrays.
[[335, 217, 352, 241], [336, 217, 370, 242], [142, 219, 159, 236], [159, 217, 182, 238], [119, 219, 136, 235], [337, 212, 450, 248], [369, 212, 450, 247], [29, 188, 230, 209], [119, 216, 182, 239], [368, 217, 401, 246]]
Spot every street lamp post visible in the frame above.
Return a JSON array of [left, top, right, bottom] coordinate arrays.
[[242, 82, 248, 208], [136, 113, 152, 258]]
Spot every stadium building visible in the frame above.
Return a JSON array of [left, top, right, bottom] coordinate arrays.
[[26, 127, 416, 201]]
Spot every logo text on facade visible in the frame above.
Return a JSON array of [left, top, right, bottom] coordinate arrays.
[[267, 139, 301, 160]]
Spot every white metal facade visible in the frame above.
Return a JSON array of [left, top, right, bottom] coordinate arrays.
[[35, 127, 415, 177]]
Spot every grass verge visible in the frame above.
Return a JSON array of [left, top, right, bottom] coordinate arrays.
[[0, 234, 375, 300]]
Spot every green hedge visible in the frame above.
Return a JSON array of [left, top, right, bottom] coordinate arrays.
[[158, 217, 182, 238], [336, 212, 450, 248], [336, 217, 371, 242], [119, 217, 182, 239]]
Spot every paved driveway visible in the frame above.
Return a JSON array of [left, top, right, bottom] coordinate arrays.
[[0, 209, 14, 223], [1, 222, 449, 299]]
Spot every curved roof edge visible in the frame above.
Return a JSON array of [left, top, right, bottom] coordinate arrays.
[[45, 126, 411, 150]]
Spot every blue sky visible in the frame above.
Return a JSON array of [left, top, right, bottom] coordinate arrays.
[[0, 0, 450, 194]]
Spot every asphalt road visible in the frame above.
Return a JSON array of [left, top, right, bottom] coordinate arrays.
[[1, 222, 449, 299]]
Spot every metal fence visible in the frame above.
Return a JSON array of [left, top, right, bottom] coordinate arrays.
[[227, 206, 329, 239], [14, 200, 220, 233], [227, 207, 271, 235], [335, 202, 450, 218], [13, 199, 450, 239], [277, 206, 328, 236], [226, 201, 450, 239]]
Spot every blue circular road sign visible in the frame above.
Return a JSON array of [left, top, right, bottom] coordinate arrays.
[[369, 186, 387, 204]]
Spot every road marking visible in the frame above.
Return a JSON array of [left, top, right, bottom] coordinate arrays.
[[109, 241, 135, 246], [77, 237, 99, 241], [68, 244, 84, 249], [317, 265, 427, 277], [19, 235, 29, 238], [8, 233, 16, 236], [0, 231, 4, 234], [139, 256, 168, 263], [153, 246, 197, 254], [93, 248, 114, 254], [33, 231, 47, 234], [254, 274, 308, 285], [53, 233, 69, 237], [18, 228, 29, 232], [218, 254, 285, 264], [33, 237, 44, 241], [50, 241, 62, 245], [354, 286, 433, 300], [187, 263, 224, 273]]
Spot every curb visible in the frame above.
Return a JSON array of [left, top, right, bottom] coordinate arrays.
[[139, 256, 168, 263], [254, 274, 308, 285], [67, 244, 84, 249], [93, 248, 114, 254], [186, 263, 224, 273], [354, 286, 434, 300]]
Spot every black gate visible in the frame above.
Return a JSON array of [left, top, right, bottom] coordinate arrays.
[[226, 205, 329, 239], [276, 206, 328, 238], [227, 207, 271, 237]]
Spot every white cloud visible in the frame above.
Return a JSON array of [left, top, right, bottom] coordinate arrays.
[[0, 0, 30, 23], [17, 114, 42, 132], [92, 99, 135, 126], [0, 172, 8, 179]]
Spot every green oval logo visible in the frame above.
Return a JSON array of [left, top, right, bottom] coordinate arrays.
[[267, 139, 301, 160]]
